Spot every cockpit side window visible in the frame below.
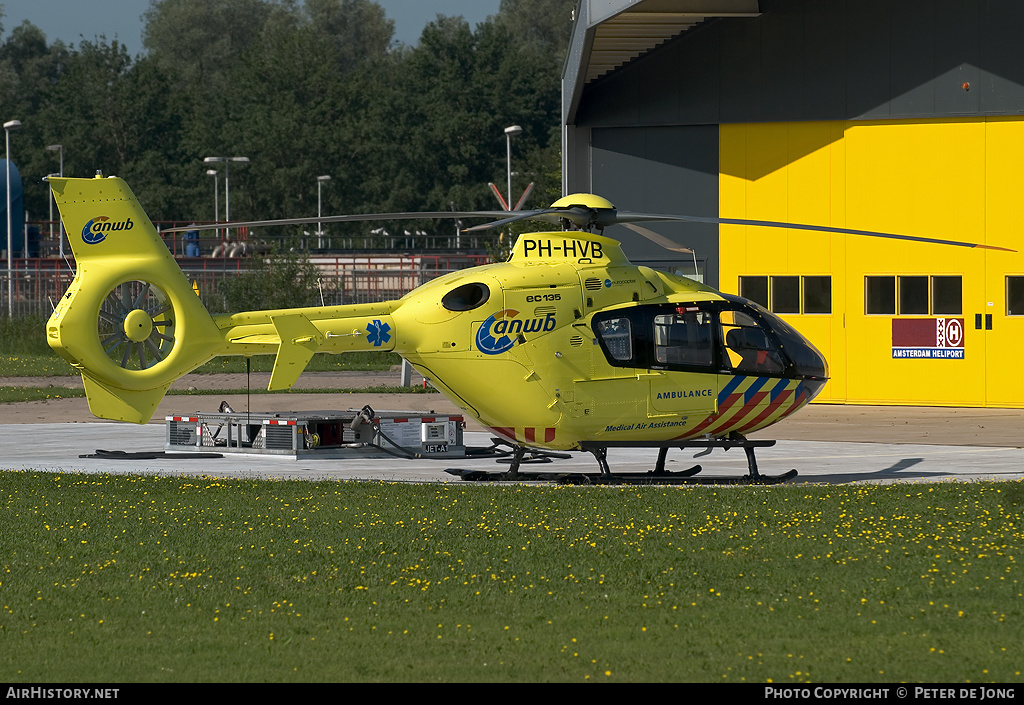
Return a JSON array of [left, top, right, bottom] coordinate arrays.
[[720, 309, 785, 375], [595, 317, 633, 361], [653, 310, 714, 367]]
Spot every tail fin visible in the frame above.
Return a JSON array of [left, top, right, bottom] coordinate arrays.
[[47, 176, 224, 423]]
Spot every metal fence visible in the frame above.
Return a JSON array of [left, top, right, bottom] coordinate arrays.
[[26, 219, 494, 260], [2, 252, 492, 318]]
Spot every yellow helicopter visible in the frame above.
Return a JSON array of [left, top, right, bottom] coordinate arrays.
[[44, 175, 1009, 483]]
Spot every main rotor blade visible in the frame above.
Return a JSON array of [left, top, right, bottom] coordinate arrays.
[[619, 222, 693, 254], [614, 212, 1015, 251], [163, 210, 512, 234], [461, 207, 588, 232], [165, 203, 1015, 252], [463, 206, 1012, 252]]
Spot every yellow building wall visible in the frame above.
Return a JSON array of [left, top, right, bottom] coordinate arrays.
[[720, 118, 1024, 408]]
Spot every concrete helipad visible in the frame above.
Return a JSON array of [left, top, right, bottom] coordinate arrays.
[[1, 372, 1021, 485], [0, 423, 1021, 486]]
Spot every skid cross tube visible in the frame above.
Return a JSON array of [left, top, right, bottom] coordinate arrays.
[[446, 435, 797, 485], [577, 436, 788, 484]]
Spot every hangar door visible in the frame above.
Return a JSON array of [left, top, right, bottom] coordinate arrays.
[[590, 125, 720, 288], [719, 118, 1024, 408]]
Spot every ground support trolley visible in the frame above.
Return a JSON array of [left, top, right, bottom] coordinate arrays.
[[165, 408, 466, 460]]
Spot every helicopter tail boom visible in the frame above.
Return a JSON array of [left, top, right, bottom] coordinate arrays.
[[210, 303, 397, 391], [46, 176, 399, 423]]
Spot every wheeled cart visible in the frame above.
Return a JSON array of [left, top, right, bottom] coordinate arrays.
[[165, 407, 465, 460]]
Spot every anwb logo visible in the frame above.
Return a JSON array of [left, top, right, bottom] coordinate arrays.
[[475, 309, 556, 355], [82, 216, 134, 244]]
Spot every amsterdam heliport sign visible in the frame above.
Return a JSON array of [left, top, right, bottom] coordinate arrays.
[[892, 318, 965, 359]]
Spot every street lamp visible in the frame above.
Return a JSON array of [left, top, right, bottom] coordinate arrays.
[[206, 169, 219, 240], [46, 144, 64, 258], [5, 119, 21, 317], [504, 125, 522, 211], [316, 175, 331, 248], [203, 156, 249, 239], [47, 173, 60, 259]]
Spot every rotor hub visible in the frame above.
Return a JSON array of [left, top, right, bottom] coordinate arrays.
[[123, 308, 154, 342]]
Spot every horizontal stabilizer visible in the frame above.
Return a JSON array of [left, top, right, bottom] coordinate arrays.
[[268, 314, 323, 390]]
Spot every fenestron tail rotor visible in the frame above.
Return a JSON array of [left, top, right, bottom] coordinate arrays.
[[98, 280, 175, 371]]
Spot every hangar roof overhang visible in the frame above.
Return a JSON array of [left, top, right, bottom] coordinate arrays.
[[563, 0, 760, 124]]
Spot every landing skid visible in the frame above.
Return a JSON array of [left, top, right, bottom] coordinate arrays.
[[446, 435, 798, 485], [444, 465, 797, 485]]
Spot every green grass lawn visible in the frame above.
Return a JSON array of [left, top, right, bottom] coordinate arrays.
[[0, 475, 1020, 682], [0, 385, 436, 404], [0, 351, 403, 377], [0, 354, 79, 377], [0, 387, 86, 404]]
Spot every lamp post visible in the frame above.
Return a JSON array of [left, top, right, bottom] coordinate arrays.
[[46, 144, 63, 258], [316, 175, 331, 249], [5, 119, 21, 317], [47, 173, 60, 259], [206, 169, 219, 241], [504, 125, 522, 212], [203, 156, 249, 240]]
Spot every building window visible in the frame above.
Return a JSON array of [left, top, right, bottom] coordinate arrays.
[[867, 275, 962, 315], [866, 276, 896, 314], [771, 276, 800, 314], [802, 276, 832, 314], [1009, 276, 1024, 316], [931, 276, 963, 315], [739, 276, 768, 308], [898, 276, 929, 315], [739, 275, 831, 314]]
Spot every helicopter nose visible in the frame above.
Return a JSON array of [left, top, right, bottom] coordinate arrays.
[[749, 304, 829, 381], [790, 337, 828, 380]]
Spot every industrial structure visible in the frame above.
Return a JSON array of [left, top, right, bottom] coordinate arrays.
[[562, 0, 1024, 408]]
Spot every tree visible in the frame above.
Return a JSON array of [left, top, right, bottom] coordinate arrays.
[[497, 0, 576, 56], [0, 0, 571, 240], [206, 241, 329, 312], [142, 0, 276, 98], [147, 0, 398, 224], [214, 21, 347, 221], [304, 0, 394, 66], [341, 10, 564, 219], [36, 41, 193, 220], [0, 20, 75, 219]]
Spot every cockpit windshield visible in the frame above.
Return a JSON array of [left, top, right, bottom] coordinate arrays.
[[719, 309, 785, 375], [746, 303, 829, 379], [592, 298, 829, 381]]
